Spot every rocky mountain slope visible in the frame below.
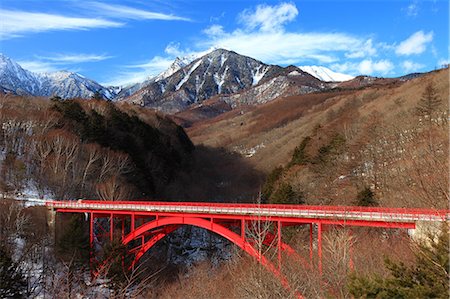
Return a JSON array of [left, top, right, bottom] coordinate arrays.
[[122, 49, 327, 113], [0, 54, 116, 99], [1, 50, 356, 113]]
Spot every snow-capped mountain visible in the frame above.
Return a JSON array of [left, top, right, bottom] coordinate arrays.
[[123, 49, 324, 113], [115, 56, 194, 101], [0, 54, 42, 95], [0, 54, 117, 99], [299, 66, 354, 82], [153, 56, 193, 82]]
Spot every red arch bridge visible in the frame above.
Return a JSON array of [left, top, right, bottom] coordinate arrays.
[[46, 200, 449, 297]]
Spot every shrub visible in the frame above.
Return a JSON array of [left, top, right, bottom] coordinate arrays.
[[289, 136, 311, 166], [269, 182, 304, 205], [348, 224, 449, 298], [261, 166, 284, 201], [355, 187, 377, 206]]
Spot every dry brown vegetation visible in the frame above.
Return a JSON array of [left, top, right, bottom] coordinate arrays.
[[154, 225, 416, 299], [0, 95, 262, 202], [187, 68, 449, 208]]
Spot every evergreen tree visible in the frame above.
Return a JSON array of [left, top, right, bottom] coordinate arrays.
[[261, 166, 284, 201], [269, 182, 304, 205], [289, 136, 311, 166], [0, 246, 26, 298], [57, 214, 90, 263], [348, 224, 450, 298], [355, 187, 377, 206], [91, 91, 103, 100], [415, 82, 441, 123]]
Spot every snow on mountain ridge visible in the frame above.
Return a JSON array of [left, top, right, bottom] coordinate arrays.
[[299, 66, 354, 82], [123, 48, 284, 113], [0, 53, 118, 99]]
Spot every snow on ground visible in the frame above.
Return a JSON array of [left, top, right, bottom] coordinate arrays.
[[2, 180, 54, 207], [233, 143, 266, 158]]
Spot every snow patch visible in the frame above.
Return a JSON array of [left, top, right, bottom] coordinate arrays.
[[176, 59, 203, 91], [288, 70, 303, 76], [213, 66, 229, 94], [220, 54, 227, 67], [251, 65, 269, 86]]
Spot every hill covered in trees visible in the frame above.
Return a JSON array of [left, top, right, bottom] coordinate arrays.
[[0, 95, 261, 202]]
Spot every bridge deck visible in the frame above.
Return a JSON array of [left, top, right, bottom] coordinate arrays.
[[46, 200, 449, 224]]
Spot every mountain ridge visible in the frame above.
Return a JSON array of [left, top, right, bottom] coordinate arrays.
[[0, 54, 117, 99], [120, 49, 327, 113]]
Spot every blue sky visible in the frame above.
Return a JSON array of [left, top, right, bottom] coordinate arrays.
[[1, 0, 448, 86]]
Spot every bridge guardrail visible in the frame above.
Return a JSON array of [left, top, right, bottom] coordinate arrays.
[[45, 200, 450, 223]]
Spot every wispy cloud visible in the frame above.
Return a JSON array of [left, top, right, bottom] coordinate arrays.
[[0, 2, 189, 40], [197, 3, 377, 66], [17, 53, 112, 74], [404, 1, 419, 17], [38, 53, 113, 64], [104, 56, 174, 86], [200, 26, 366, 65], [85, 2, 190, 21], [16, 60, 59, 73], [396, 30, 433, 56], [109, 2, 386, 85], [0, 9, 123, 40]]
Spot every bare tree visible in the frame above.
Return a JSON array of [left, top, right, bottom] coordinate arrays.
[[96, 176, 133, 201]]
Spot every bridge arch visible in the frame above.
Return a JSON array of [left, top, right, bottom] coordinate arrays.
[[122, 216, 295, 294]]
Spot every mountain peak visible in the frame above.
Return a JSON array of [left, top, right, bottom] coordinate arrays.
[[298, 65, 354, 82], [0, 54, 117, 99]]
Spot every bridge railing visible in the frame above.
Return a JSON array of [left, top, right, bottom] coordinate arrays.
[[45, 200, 450, 222]]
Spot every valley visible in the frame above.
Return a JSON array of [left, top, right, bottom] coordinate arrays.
[[1, 48, 448, 299]]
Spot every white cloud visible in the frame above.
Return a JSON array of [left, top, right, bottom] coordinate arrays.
[[85, 2, 190, 21], [401, 60, 424, 73], [203, 25, 225, 37], [38, 53, 113, 64], [396, 31, 433, 56], [199, 29, 368, 65], [345, 39, 377, 58], [405, 1, 419, 17], [16, 60, 59, 73], [359, 59, 394, 75], [105, 2, 397, 85], [238, 3, 298, 32], [104, 56, 174, 86], [0, 9, 123, 39], [332, 59, 394, 76]]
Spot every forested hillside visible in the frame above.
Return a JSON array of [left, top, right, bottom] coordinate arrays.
[[0, 95, 262, 202], [189, 68, 449, 209]]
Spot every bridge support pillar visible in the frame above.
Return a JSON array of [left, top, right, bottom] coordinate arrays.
[[46, 207, 57, 245], [89, 212, 94, 279], [309, 223, 313, 265], [277, 221, 282, 270], [317, 222, 323, 275], [110, 213, 114, 241]]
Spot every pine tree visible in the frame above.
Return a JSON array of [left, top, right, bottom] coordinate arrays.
[[91, 91, 103, 100], [269, 182, 304, 204], [355, 187, 377, 206], [348, 224, 450, 298], [289, 136, 311, 166], [415, 82, 441, 124]]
